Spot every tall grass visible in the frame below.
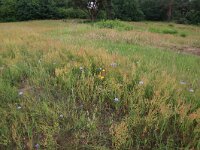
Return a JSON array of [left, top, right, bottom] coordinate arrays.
[[0, 20, 200, 149]]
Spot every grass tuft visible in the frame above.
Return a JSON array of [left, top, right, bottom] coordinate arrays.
[[94, 20, 134, 31], [0, 20, 200, 149]]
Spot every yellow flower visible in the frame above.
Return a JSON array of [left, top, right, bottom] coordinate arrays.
[[98, 75, 105, 80], [98, 68, 106, 80]]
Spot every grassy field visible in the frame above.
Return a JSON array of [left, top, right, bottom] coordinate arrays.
[[0, 20, 200, 149]]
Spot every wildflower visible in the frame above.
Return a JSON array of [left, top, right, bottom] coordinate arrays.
[[114, 98, 120, 103], [110, 62, 117, 67], [35, 144, 39, 149], [98, 68, 106, 80], [19, 91, 23, 96], [189, 88, 194, 93], [17, 106, 22, 109], [80, 67, 84, 72], [59, 114, 64, 118], [98, 75, 105, 80], [139, 81, 144, 85], [180, 81, 187, 85]]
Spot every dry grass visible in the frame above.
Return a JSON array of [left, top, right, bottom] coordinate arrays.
[[0, 20, 200, 149]]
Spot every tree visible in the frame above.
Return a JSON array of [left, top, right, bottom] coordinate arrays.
[[87, 1, 98, 21], [113, 0, 144, 21], [15, 0, 40, 20], [166, 0, 174, 21], [72, 0, 106, 21], [0, 0, 17, 21]]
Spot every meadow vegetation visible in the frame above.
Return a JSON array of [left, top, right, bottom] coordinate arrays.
[[0, 20, 200, 149]]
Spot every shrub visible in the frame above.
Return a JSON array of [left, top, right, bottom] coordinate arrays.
[[186, 10, 200, 25], [57, 8, 87, 19], [176, 18, 189, 24], [149, 27, 178, 35], [162, 29, 178, 35], [180, 33, 187, 37], [95, 20, 133, 31], [97, 10, 107, 20]]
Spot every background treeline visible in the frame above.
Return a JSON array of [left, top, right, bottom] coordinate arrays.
[[0, 0, 199, 24]]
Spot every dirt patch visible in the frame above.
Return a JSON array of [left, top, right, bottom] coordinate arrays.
[[179, 47, 200, 56], [171, 45, 200, 56]]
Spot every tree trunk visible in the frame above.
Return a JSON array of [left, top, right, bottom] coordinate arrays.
[[167, 0, 173, 21], [106, 0, 112, 19]]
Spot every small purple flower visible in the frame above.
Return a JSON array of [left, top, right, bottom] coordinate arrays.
[[114, 98, 120, 103], [110, 62, 117, 67], [35, 143, 39, 149]]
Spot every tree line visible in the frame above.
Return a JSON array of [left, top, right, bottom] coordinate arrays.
[[0, 0, 199, 24]]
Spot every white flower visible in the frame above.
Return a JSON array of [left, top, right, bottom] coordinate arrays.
[[59, 114, 64, 118], [18, 91, 23, 96], [17, 106, 22, 109], [189, 88, 194, 93], [180, 81, 187, 85], [139, 81, 144, 85], [114, 98, 119, 103]]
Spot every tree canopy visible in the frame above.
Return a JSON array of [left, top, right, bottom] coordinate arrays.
[[0, 0, 199, 24]]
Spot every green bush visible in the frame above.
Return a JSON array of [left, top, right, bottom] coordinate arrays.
[[97, 10, 107, 20], [162, 29, 178, 34], [149, 27, 178, 35], [186, 10, 200, 25], [175, 18, 189, 25], [57, 8, 87, 19], [95, 20, 133, 31], [180, 33, 187, 37]]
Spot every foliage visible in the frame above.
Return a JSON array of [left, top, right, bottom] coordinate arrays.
[[0, 0, 199, 24], [113, 0, 144, 21], [0, 20, 200, 149], [57, 8, 87, 19], [94, 19, 133, 31]]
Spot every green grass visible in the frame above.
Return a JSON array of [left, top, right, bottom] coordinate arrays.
[[94, 19, 134, 31], [0, 20, 200, 149], [149, 27, 178, 35]]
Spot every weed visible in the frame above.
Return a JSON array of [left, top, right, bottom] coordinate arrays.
[[94, 20, 133, 31], [0, 20, 199, 149]]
